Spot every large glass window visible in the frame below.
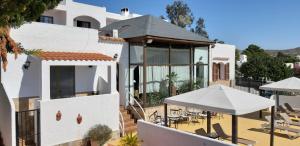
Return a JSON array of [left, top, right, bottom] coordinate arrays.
[[171, 66, 191, 94], [147, 46, 169, 65], [170, 47, 190, 65], [129, 42, 209, 107], [146, 66, 169, 106], [130, 45, 143, 64], [194, 47, 208, 64], [194, 65, 209, 89]]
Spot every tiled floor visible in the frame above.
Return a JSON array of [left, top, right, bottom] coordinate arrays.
[[174, 111, 300, 146]]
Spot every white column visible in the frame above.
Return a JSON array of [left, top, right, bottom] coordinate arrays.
[[110, 63, 117, 93], [41, 61, 50, 101]]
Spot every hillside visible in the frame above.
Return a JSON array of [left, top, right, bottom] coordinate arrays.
[[266, 47, 300, 56]]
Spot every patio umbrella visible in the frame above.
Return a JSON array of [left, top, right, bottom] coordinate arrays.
[[164, 84, 275, 146], [259, 77, 300, 107]]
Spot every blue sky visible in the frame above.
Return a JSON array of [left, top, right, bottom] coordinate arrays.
[[76, 0, 300, 50]]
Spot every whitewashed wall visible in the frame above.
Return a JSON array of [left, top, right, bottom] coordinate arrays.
[[210, 44, 236, 82], [40, 60, 116, 101], [137, 120, 236, 146], [40, 93, 119, 146], [0, 84, 16, 146], [11, 22, 101, 53], [99, 41, 129, 106], [1, 54, 41, 99]]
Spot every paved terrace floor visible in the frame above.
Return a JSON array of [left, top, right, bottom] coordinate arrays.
[[173, 111, 300, 146]]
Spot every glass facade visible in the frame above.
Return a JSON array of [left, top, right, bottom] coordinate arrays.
[[129, 43, 209, 107]]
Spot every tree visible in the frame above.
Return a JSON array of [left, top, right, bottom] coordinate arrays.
[[166, 0, 194, 28], [0, 0, 62, 71], [240, 56, 293, 81], [194, 18, 209, 38], [276, 52, 299, 63], [242, 44, 269, 60]]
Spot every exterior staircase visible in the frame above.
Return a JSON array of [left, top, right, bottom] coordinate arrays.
[[120, 106, 137, 135]]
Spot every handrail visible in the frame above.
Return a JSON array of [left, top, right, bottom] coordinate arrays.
[[119, 111, 125, 136], [129, 94, 146, 121]]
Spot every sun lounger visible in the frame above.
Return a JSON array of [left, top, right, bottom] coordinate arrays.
[[279, 113, 300, 126], [195, 128, 209, 137], [263, 116, 300, 139], [213, 123, 256, 146], [284, 103, 300, 113], [278, 105, 300, 118]]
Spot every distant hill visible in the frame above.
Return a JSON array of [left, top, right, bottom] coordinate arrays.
[[265, 47, 300, 56]]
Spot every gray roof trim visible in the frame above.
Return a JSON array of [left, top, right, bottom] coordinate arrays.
[[100, 15, 213, 44]]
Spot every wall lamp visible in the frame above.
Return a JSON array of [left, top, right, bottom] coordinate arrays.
[[88, 65, 93, 68], [146, 39, 153, 44], [113, 53, 118, 61], [23, 61, 31, 70]]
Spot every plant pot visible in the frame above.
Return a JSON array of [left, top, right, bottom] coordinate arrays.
[[171, 85, 177, 96]]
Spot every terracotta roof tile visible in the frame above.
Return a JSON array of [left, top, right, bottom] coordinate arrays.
[[37, 51, 113, 61]]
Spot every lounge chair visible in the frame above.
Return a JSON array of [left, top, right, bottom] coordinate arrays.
[[213, 123, 256, 146], [195, 128, 209, 137], [278, 105, 300, 117], [262, 116, 300, 139], [284, 103, 300, 113], [279, 113, 300, 126]]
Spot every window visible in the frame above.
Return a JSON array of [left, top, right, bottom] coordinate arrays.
[[77, 20, 91, 28], [37, 16, 54, 24], [50, 66, 75, 99]]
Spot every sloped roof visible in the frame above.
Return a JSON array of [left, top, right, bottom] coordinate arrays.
[[165, 84, 275, 115], [100, 15, 212, 43], [260, 77, 300, 92], [37, 51, 113, 61]]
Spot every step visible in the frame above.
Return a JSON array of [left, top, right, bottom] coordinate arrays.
[[125, 125, 137, 134], [124, 120, 135, 127]]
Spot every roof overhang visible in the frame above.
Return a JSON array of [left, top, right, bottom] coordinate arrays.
[[36, 51, 113, 61], [127, 35, 214, 46]]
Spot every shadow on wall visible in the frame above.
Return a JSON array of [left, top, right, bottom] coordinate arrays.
[[97, 66, 111, 94], [18, 56, 40, 111]]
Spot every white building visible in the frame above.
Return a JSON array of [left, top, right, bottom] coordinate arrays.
[[210, 44, 236, 86], [0, 1, 138, 146], [0, 0, 236, 146]]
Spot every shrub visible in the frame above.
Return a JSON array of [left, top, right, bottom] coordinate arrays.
[[85, 124, 112, 146], [120, 133, 139, 146]]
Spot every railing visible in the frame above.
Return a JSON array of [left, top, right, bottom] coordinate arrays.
[[129, 94, 146, 121], [119, 111, 125, 136]]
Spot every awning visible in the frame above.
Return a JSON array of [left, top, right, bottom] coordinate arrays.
[[259, 77, 300, 92], [164, 84, 275, 115], [36, 51, 113, 61]]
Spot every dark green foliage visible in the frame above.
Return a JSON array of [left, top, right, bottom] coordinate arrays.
[[276, 52, 299, 63], [242, 44, 270, 59], [240, 56, 293, 81], [85, 124, 112, 146], [194, 18, 209, 38], [0, 0, 62, 28], [166, 0, 194, 28]]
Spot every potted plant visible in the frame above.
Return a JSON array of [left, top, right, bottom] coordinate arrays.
[[120, 133, 139, 146], [166, 72, 178, 96], [84, 124, 112, 146]]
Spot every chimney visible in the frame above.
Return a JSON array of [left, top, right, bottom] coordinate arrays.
[[121, 8, 130, 17], [112, 29, 118, 38]]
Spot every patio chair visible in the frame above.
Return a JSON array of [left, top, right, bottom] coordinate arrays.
[[284, 103, 300, 113], [148, 111, 164, 125], [213, 123, 256, 146], [279, 113, 300, 127], [278, 105, 300, 118], [195, 128, 209, 137], [262, 116, 300, 139]]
